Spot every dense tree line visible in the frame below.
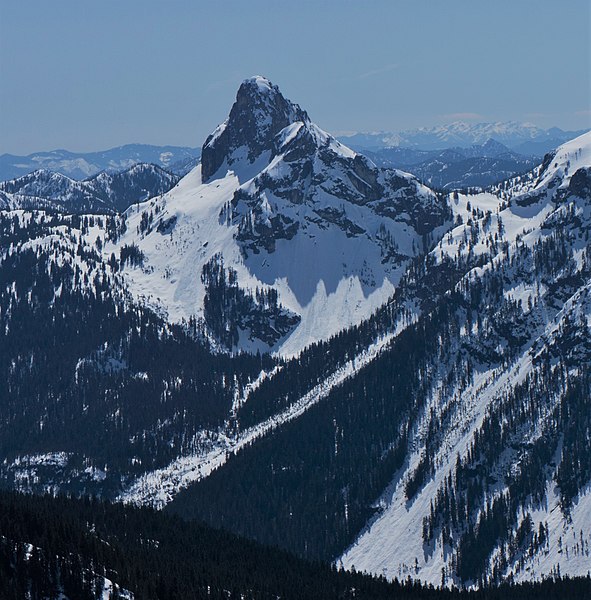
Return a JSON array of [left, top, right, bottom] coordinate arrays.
[[169, 297, 469, 560], [201, 253, 300, 349], [1, 490, 590, 599]]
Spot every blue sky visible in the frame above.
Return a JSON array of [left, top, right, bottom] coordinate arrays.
[[1, 0, 589, 154]]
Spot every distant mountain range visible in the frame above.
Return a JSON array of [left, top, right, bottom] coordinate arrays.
[[0, 144, 200, 182], [339, 122, 589, 155], [0, 163, 180, 213], [0, 137, 538, 202], [365, 139, 539, 190], [2, 123, 586, 186]]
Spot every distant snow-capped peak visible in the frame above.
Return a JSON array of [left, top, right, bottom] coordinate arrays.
[[340, 121, 588, 152]]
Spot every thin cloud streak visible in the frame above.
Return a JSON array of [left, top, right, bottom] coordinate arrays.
[[358, 63, 399, 80]]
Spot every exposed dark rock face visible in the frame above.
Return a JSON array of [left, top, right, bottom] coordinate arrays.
[[206, 76, 449, 261], [569, 166, 591, 197], [201, 76, 309, 183]]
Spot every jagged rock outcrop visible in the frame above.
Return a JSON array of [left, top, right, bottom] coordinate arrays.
[[201, 76, 309, 183], [204, 76, 449, 261]]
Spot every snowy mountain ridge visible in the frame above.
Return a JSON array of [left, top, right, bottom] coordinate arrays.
[[113, 130, 591, 587], [0, 163, 180, 214], [341, 130, 591, 586], [117, 130, 591, 587]]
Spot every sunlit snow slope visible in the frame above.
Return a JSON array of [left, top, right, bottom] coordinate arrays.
[[341, 131, 591, 586]]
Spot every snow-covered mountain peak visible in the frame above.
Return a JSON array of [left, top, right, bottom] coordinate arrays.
[[201, 76, 310, 183], [340, 122, 589, 155], [101, 78, 451, 354], [4, 78, 591, 594], [243, 74, 274, 93], [0, 163, 179, 213], [0, 169, 81, 200]]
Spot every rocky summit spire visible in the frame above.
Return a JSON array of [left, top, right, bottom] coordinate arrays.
[[201, 76, 309, 182]]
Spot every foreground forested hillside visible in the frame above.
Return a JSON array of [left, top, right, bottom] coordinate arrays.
[[0, 491, 590, 599]]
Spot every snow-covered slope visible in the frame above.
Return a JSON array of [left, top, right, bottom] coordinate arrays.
[[340, 131, 591, 586], [110, 132, 590, 588], [119, 332, 397, 508], [105, 76, 449, 355], [111, 124, 591, 589]]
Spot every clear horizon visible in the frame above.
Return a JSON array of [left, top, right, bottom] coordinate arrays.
[[1, 0, 590, 155]]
